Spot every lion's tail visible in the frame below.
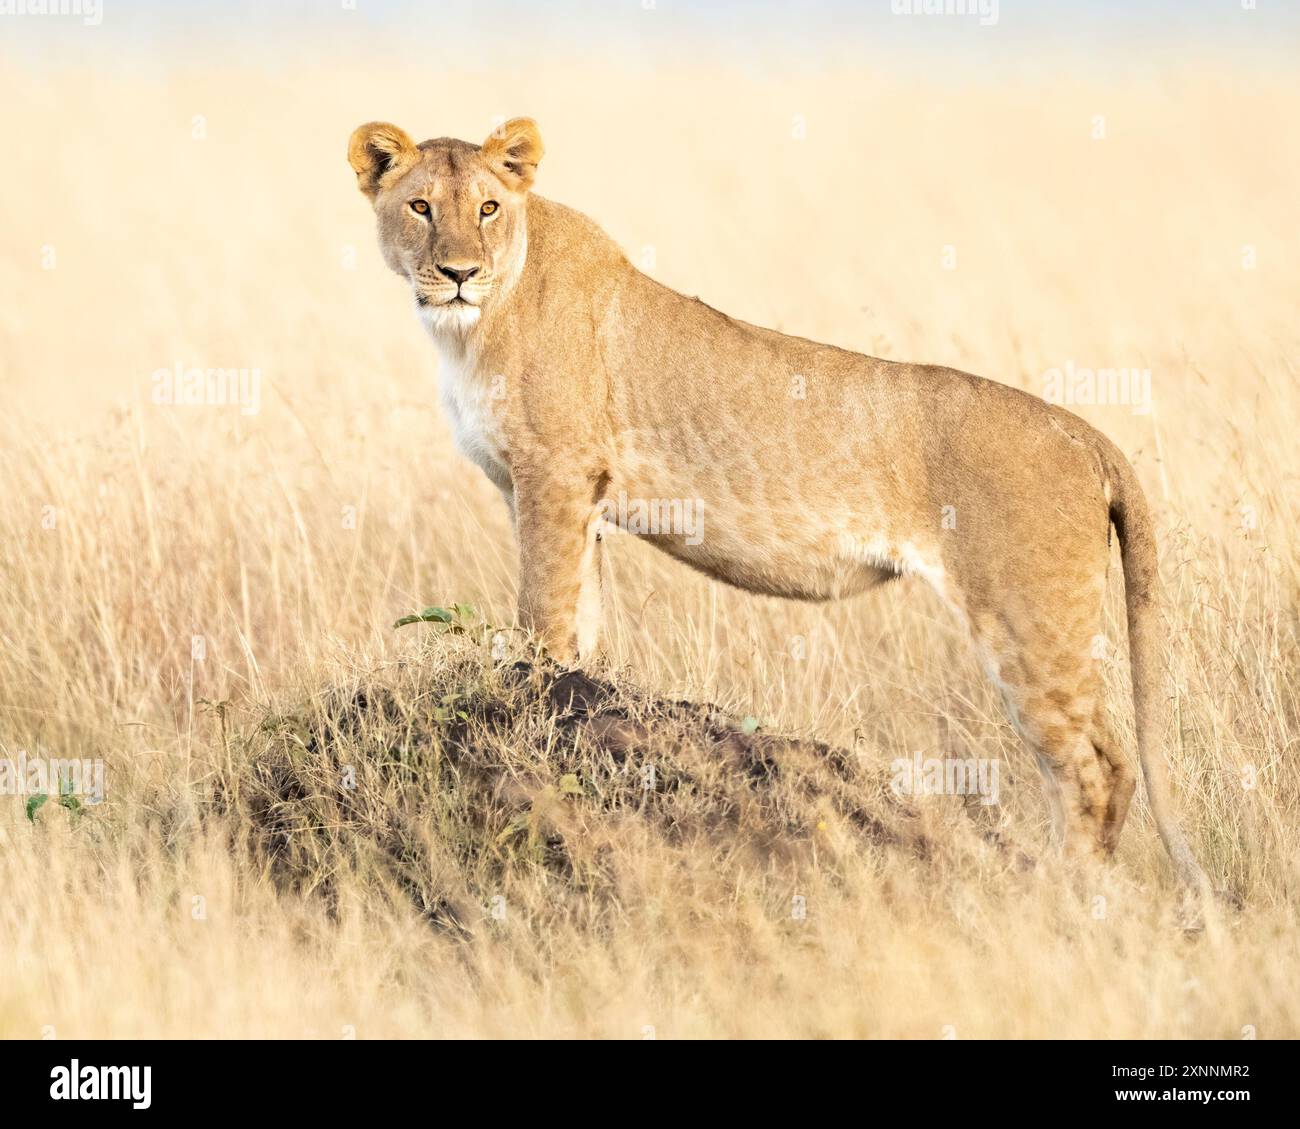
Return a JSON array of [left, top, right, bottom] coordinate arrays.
[[1102, 439, 1209, 892]]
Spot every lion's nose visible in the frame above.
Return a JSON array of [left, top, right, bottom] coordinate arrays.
[[437, 264, 480, 285]]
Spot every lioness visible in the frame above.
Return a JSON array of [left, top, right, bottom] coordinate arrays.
[[348, 117, 1207, 889]]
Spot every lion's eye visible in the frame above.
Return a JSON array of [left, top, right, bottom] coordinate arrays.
[[410, 200, 430, 215], [480, 200, 499, 217]]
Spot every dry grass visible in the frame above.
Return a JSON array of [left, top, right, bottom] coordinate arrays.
[[1, 51, 1298, 1038]]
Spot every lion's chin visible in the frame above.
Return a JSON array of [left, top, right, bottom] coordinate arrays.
[[417, 299, 482, 338]]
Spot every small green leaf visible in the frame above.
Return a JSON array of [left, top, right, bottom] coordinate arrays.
[[740, 716, 761, 735], [394, 605, 457, 629], [26, 793, 49, 822]]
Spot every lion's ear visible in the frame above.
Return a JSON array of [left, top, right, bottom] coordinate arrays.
[[348, 122, 419, 200], [481, 118, 544, 192]]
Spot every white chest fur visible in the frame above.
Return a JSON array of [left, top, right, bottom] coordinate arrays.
[[434, 346, 511, 491]]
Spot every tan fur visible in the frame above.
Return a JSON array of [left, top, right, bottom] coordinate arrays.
[[348, 119, 1209, 889]]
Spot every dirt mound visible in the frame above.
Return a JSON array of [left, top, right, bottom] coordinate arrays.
[[225, 643, 973, 936]]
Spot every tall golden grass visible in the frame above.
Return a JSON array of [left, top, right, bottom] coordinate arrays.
[[1, 54, 1297, 1038]]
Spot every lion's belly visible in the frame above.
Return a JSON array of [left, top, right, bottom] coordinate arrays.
[[602, 465, 899, 601], [657, 522, 897, 600]]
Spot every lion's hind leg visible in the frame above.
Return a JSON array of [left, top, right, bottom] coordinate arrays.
[[963, 604, 1116, 864], [1091, 705, 1137, 856]]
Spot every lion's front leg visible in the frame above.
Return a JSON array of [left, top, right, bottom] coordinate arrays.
[[514, 463, 605, 666], [574, 520, 604, 661]]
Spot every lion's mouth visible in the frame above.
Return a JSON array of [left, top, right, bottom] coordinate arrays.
[[416, 291, 479, 309]]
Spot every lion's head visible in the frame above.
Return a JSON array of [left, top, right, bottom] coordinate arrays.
[[347, 118, 544, 337]]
